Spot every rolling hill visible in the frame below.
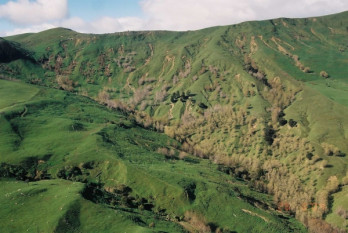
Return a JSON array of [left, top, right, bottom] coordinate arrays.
[[0, 79, 306, 232], [0, 10, 348, 232]]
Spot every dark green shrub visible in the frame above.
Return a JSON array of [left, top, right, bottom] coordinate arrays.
[[70, 122, 85, 131], [264, 127, 276, 145], [199, 103, 208, 109], [306, 153, 314, 160], [279, 119, 287, 126], [289, 119, 297, 127]]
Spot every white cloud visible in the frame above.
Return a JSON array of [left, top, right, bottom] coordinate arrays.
[[3, 23, 55, 36], [140, 0, 348, 31], [89, 17, 144, 33], [61, 16, 145, 34], [2, 16, 146, 36], [0, 0, 68, 25], [1, 0, 347, 36], [140, 0, 256, 31]]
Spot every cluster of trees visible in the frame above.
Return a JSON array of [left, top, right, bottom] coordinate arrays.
[[157, 147, 176, 159], [170, 90, 194, 103], [321, 143, 346, 157], [56, 75, 77, 91], [0, 159, 50, 181], [114, 52, 136, 73], [243, 55, 270, 87], [320, 71, 329, 78], [138, 75, 156, 86], [88, 59, 348, 231], [178, 59, 192, 78], [264, 76, 299, 110], [57, 165, 83, 181], [183, 211, 211, 233], [292, 55, 311, 73], [87, 40, 345, 232], [307, 218, 346, 233], [95, 88, 168, 132], [130, 85, 152, 106], [82, 182, 154, 211], [163, 72, 348, 232]]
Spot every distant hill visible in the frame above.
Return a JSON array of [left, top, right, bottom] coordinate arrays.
[[1, 11, 348, 232]]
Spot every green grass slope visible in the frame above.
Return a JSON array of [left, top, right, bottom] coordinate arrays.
[[1, 11, 348, 232], [0, 80, 306, 232]]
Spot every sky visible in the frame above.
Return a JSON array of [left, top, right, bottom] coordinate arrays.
[[0, 0, 347, 36]]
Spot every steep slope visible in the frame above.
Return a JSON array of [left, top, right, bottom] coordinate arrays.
[[0, 38, 35, 63], [1, 11, 348, 232], [0, 79, 305, 232]]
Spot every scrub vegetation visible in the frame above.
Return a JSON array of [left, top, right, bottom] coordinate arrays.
[[1, 10, 348, 232]]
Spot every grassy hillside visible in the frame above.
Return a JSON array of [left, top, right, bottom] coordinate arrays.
[[0, 79, 306, 232], [1, 11, 348, 232]]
